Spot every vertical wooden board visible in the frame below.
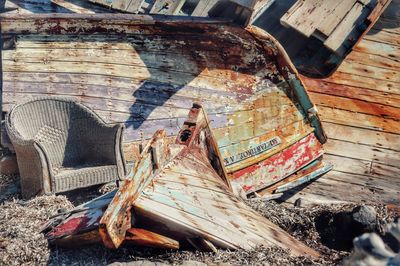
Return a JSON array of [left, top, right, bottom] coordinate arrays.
[[126, 0, 146, 12], [88, 0, 144, 12], [317, 0, 357, 37], [280, 0, 326, 37], [250, 0, 275, 24], [51, 0, 97, 14], [191, 0, 218, 16], [324, 2, 366, 53], [150, 0, 186, 15]]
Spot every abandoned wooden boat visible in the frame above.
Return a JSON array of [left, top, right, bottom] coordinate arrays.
[[1, 1, 398, 208], [42, 104, 319, 257], [0, 13, 330, 196], [2, 0, 391, 77]]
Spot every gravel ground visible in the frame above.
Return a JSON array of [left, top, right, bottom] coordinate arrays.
[[0, 174, 397, 266]]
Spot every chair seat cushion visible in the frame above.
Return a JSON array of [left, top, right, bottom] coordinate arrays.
[[54, 165, 118, 193]]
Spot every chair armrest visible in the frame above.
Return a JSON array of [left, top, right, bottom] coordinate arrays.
[[80, 121, 127, 179], [5, 115, 52, 197]]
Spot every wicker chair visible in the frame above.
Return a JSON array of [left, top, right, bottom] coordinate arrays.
[[6, 97, 126, 198]]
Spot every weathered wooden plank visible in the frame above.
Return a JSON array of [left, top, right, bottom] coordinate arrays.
[[88, 0, 146, 13], [324, 139, 400, 167], [323, 154, 371, 176], [326, 171, 399, 199], [249, 0, 275, 24], [310, 92, 400, 120], [280, 0, 326, 37], [337, 61, 400, 84], [317, 106, 400, 134], [3, 61, 269, 93], [125, 228, 179, 249], [371, 162, 400, 178], [222, 127, 312, 173], [323, 156, 400, 185], [100, 130, 167, 249], [4, 47, 241, 71], [317, 0, 356, 37], [3, 0, 116, 14], [3, 85, 297, 119], [346, 50, 400, 71], [2, 73, 250, 104], [305, 79, 400, 108], [354, 39, 400, 59], [284, 171, 399, 206], [364, 28, 400, 47], [324, 72, 400, 95], [51, 0, 97, 14], [0, 14, 233, 35], [325, 2, 366, 53], [150, 0, 186, 15], [13, 34, 245, 52], [191, 0, 218, 16], [323, 122, 400, 152], [230, 133, 323, 193], [215, 117, 306, 149]]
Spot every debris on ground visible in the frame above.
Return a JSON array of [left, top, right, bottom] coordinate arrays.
[[1, 178, 397, 266]]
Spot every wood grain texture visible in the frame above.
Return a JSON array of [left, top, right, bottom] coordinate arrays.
[[298, 0, 400, 206], [1, 14, 323, 200]]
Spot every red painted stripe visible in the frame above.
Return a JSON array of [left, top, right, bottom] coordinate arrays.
[[231, 133, 324, 193]]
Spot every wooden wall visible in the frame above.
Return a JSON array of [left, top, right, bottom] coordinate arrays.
[[283, 0, 400, 206]]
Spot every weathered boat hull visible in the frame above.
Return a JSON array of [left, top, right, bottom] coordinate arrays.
[[42, 104, 320, 257], [0, 14, 326, 194]]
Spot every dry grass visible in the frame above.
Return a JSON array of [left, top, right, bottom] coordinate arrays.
[[0, 175, 396, 265]]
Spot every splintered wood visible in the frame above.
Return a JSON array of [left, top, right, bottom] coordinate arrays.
[[42, 104, 319, 257]]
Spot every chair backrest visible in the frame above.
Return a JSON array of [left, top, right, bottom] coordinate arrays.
[[8, 97, 101, 170]]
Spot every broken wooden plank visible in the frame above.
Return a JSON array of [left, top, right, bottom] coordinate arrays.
[[43, 104, 320, 257], [125, 228, 179, 249], [99, 130, 169, 249], [149, 0, 186, 15]]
